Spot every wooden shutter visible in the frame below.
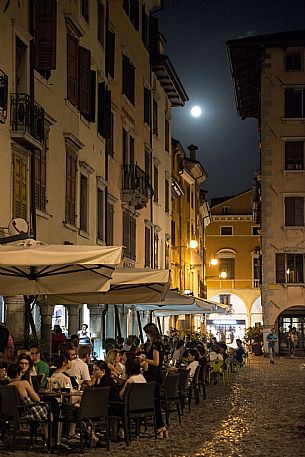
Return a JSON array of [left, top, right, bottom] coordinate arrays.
[[34, 149, 46, 212], [154, 165, 158, 202], [97, 188, 104, 241], [130, 216, 136, 260], [106, 31, 115, 78], [276, 253, 286, 283], [97, 1, 105, 46], [97, 82, 111, 138], [145, 226, 151, 267], [165, 118, 169, 151], [67, 35, 78, 106], [65, 151, 77, 225], [123, 211, 130, 258], [80, 174, 88, 232], [34, 0, 57, 71], [144, 87, 151, 125], [78, 46, 91, 116], [165, 177, 169, 213], [84, 70, 96, 123], [295, 197, 304, 226], [14, 155, 28, 220], [107, 202, 114, 245]]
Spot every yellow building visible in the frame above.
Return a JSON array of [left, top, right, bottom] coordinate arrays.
[[169, 140, 209, 334], [205, 190, 261, 344], [228, 30, 305, 354], [0, 0, 187, 343]]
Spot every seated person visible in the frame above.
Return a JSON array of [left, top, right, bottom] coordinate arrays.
[[17, 352, 39, 391], [119, 357, 146, 399], [29, 346, 49, 389], [172, 340, 184, 366], [231, 339, 245, 364], [209, 346, 223, 362], [105, 349, 124, 380], [187, 349, 199, 383]]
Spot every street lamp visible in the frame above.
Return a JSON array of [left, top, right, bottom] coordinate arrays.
[[220, 271, 227, 279], [210, 257, 218, 266], [188, 239, 198, 249]]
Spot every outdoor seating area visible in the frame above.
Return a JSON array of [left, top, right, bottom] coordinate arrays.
[[0, 335, 249, 454]]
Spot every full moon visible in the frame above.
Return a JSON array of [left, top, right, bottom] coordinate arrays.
[[191, 105, 202, 117]]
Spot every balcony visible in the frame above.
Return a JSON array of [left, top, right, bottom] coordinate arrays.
[[0, 69, 8, 122], [10, 93, 44, 148], [122, 164, 153, 210]]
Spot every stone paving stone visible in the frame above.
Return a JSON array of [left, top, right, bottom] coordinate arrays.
[[2, 356, 305, 457]]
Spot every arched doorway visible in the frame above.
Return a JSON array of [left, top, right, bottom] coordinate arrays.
[[277, 305, 305, 356], [207, 293, 248, 346], [251, 297, 263, 327]]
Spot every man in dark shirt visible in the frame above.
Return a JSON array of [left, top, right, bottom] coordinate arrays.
[[232, 339, 245, 363]]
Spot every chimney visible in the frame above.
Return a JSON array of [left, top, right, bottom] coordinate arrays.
[[187, 144, 198, 160]]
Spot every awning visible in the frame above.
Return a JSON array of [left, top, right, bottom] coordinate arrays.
[[46, 268, 171, 305], [0, 239, 123, 295]]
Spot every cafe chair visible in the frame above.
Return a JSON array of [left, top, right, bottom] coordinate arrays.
[[161, 373, 181, 427], [0, 385, 51, 451], [198, 363, 207, 399], [178, 368, 190, 414], [208, 360, 225, 385]]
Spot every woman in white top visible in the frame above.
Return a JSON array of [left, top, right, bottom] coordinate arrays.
[[187, 349, 199, 381], [49, 355, 74, 390], [119, 357, 146, 399]]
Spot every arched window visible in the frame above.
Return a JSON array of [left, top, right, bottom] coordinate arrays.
[[217, 249, 236, 279]]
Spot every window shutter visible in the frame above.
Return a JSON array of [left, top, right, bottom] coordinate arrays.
[[78, 46, 91, 116], [144, 87, 151, 125], [97, 1, 105, 46], [276, 253, 286, 283], [107, 202, 114, 245], [145, 226, 151, 267], [34, 0, 57, 71], [285, 197, 295, 226], [97, 188, 104, 241], [84, 70, 96, 123], [123, 212, 130, 258], [165, 177, 169, 213], [295, 197, 304, 226], [67, 35, 78, 106], [106, 31, 115, 78], [97, 82, 111, 138], [14, 156, 28, 220], [65, 151, 77, 225], [131, 216, 136, 260]]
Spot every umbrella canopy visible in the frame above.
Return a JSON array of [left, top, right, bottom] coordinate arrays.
[[0, 240, 123, 295], [46, 268, 171, 305], [135, 290, 226, 314]]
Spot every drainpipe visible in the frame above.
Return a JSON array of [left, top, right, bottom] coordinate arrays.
[[29, 0, 36, 239]]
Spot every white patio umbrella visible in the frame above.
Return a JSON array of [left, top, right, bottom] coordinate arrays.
[[0, 239, 123, 295], [46, 268, 171, 305]]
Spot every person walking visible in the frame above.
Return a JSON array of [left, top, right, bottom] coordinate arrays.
[[288, 327, 298, 357], [266, 327, 277, 364]]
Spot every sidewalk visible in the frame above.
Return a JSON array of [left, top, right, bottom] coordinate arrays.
[[3, 356, 305, 457]]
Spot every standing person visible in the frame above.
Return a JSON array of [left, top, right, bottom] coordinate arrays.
[[29, 346, 49, 389], [140, 323, 168, 439], [266, 328, 277, 364], [51, 325, 67, 355], [77, 324, 91, 345], [288, 327, 298, 357]]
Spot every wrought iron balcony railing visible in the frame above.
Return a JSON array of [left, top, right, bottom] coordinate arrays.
[[122, 164, 153, 209], [0, 69, 8, 119], [10, 93, 44, 142]]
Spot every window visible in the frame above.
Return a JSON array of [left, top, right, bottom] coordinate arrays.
[[145, 226, 151, 267], [97, 188, 105, 241], [65, 150, 77, 226], [80, 174, 88, 232], [122, 55, 135, 105], [154, 232, 159, 268], [165, 236, 170, 269], [107, 201, 114, 245], [223, 206, 232, 214], [123, 210, 136, 260], [97, 1, 105, 46], [284, 88, 305, 118], [165, 177, 170, 213], [34, 144, 47, 213], [285, 196, 304, 226], [165, 118, 169, 152], [253, 256, 261, 287], [123, 0, 139, 30], [276, 253, 304, 283], [144, 87, 151, 125], [285, 141, 304, 170], [145, 148, 152, 183], [221, 226, 233, 235], [13, 154, 28, 220], [81, 0, 89, 21], [171, 220, 176, 246], [78, 46, 91, 116], [122, 129, 135, 166], [141, 5, 149, 48], [252, 227, 260, 235], [34, 0, 57, 74], [153, 99, 158, 135], [153, 165, 158, 202], [219, 257, 235, 279], [219, 294, 231, 305], [285, 50, 302, 71], [105, 30, 115, 78], [106, 111, 114, 157]]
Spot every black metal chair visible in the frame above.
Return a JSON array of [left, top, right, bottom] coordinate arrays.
[[77, 386, 111, 452], [198, 361, 207, 399], [178, 368, 190, 414], [0, 384, 51, 451], [161, 373, 181, 427], [188, 366, 200, 411]]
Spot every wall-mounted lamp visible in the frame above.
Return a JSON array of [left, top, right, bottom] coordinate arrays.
[[220, 271, 227, 279], [188, 239, 198, 249], [210, 258, 218, 266]]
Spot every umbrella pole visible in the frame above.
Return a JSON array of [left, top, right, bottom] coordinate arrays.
[[136, 311, 144, 344], [114, 306, 121, 339], [156, 316, 162, 335]]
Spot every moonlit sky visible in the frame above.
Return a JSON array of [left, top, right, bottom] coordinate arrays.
[[157, 0, 305, 199]]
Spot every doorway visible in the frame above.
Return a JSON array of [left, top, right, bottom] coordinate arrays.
[[278, 314, 305, 356]]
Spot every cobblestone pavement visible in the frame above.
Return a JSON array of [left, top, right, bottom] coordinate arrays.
[[3, 356, 305, 457]]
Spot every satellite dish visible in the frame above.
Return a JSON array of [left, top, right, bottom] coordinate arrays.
[[8, 218, 29, 236]]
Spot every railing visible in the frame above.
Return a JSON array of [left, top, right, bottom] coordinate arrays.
[[122, 164, 153, 201], [206, 278, 261, 290], [0, 69, 8, 119], [10, 93, 44, 142]]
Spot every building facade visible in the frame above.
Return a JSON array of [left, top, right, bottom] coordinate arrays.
[[228, 30, 305, 353], [205, 190, 262, 344], [0, 0, 187, 346]]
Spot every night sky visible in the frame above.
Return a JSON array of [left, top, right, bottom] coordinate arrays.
[[157, 0, 305, 199]]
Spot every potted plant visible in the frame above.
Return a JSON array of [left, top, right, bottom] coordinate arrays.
[[244, 325, 263, 355]]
